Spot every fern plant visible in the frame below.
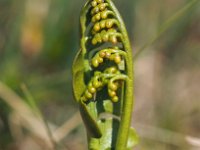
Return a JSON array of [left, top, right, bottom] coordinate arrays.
[[72, 0, 138, 149]]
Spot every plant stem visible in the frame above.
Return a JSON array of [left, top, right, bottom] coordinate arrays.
[[108, 0, 134, 149]]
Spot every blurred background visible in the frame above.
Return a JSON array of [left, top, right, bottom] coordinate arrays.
[[0, 0, 200, 149]]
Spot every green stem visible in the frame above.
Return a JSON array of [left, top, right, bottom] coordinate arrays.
[[108, 0, 134, 149], [80, 0, 91, 72]]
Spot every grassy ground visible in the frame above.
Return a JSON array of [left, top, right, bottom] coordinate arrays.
[[0, 0, 200, 149]]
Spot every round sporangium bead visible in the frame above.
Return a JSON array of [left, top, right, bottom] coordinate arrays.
[[91, 1, 97, 7], [101, 11, 107, 19], [112, 96, 119, 102], [92, 59, 99, 67], [94, 7, 99, 13], [105, 52, 111, 58], [94, 71, 101, 76], [108, 83, 118, 91], [97, 0, 103, 3], [106, 20, 113, 28], [100, 20, 106, 28], [95, 13, 101, 21], [93, 80, 100, 88], [92, 6, 99, 14], [88, 82, 93, 89], [95, 34, 102, 43], [109, 54, 115, 61], [99, 3, 106, 11], [94, 23, 101, 32], [92, 38, 97, 45], [88, 87, 96, 94], [85, 90, 93, 99], [109, 67, 117, 73], [108, 89, 116, 97], [110, 35, 117, 44], [101, 30, 106, 34], [97, 57, 103, 63], [114, 55, 121, 64], [99, 51, 106, 58], [102, 34, 109, 42], [92, 17, 96, 23]]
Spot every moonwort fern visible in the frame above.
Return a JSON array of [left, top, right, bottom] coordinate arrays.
[[72, 0, 138, 149]]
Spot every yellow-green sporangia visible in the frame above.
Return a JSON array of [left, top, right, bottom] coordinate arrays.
[[72, 0, 138, 149]]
